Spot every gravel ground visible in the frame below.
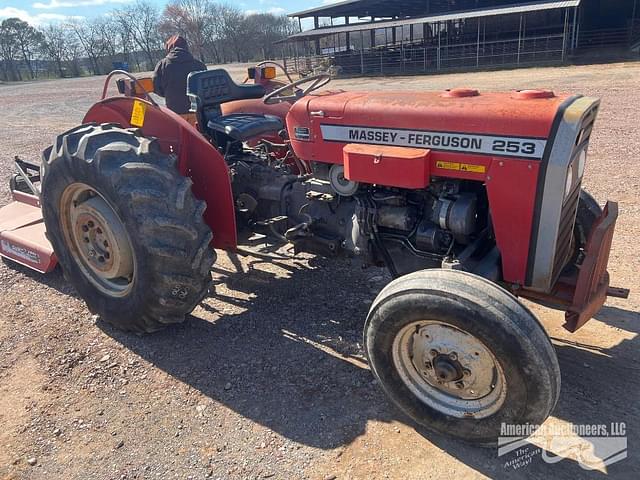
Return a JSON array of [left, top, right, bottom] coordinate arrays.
[[0, 62, 639, 480]]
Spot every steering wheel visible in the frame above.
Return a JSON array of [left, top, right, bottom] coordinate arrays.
[[243, 61, 295, 84], [263, 74, 332, 105]]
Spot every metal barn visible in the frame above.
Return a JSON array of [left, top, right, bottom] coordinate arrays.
[[280, 0, 639, 76]]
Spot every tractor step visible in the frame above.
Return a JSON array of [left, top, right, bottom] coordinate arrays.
[[304, 178, 335, 202], [306, 191, 335, 202]]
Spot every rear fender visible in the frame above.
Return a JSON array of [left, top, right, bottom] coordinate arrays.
[[83, 97, 237, 250]]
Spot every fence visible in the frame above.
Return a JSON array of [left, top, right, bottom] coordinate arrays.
[[284, 33, 566, 77]]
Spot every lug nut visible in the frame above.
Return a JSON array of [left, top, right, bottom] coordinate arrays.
[[463, 369, 471, 377], [430, 349, 439, 357], [449, 352, 457, 361], [455, 381, 465, 389], [88, 221, 95, 228]]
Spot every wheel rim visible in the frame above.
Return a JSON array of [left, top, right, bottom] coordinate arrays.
[[60, 183, 135, 297], [392, 320, 507, 419]]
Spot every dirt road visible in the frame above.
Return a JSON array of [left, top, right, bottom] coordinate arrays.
[[0, 62, 638, 479]]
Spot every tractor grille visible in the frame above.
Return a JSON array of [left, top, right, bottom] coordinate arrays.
[[550, 108, 598, 281], [552, 184, 580, 279]]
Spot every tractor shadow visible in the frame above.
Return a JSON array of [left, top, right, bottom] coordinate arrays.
[[99, 250, 639, 479], [104, 251, 393, 450]]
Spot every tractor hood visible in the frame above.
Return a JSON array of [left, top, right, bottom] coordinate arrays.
[[287, 88, 572, 163]]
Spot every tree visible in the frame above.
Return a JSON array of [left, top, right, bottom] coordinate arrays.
[[159, 0, 213, 63], [40, 24, 67, 78], [116, 0, 163, 70], [40, 23, 81, 78], [3, 1, 297, 81], [68, 18, 108, 75], [218, 4, 248, 62], [243, 13, 298, 60], [2, 18, 43, 79], [0, 19, 22, 81]]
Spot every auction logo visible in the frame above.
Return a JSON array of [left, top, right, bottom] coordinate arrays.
[[498, 422, 627, 471]]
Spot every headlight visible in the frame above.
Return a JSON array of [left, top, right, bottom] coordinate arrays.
[[577, 148, 587, 178], [565, 164, 574, 198]]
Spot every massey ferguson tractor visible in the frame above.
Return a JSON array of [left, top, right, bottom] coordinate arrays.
[[0, 64, 629, 446]]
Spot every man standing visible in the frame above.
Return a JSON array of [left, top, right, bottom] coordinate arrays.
[[153, 35, 206, 117]]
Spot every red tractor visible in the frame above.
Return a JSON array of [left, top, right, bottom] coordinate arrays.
[[0, 66, 629, 445]]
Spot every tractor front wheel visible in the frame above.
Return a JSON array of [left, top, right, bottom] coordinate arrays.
[[364, 269, 560, 446], [41, 123, 215, 333]]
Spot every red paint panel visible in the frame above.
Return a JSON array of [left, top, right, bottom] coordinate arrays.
[[344, 144, 430, 188], [287, 90, 566, 167], [84, 98, 238, 250], [485, 159, 540, 284]]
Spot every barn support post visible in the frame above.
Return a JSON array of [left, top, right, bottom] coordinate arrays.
[[314, 17, 321, 55], [345, 16, 350, 51], [517, 13, 523, 65], [523, 16, 527, 50], [562, 8, 569, 62], [360, 30, 365, 74], [437, 22, 441, 70], [476, 18, 481, 67], [576, 9, 581, 50], [572, 6, 578, 51], [424, 24, 428, 72], [632, 0, 639, 40]]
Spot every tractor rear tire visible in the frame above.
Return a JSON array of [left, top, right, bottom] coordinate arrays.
[[41, 123, 215, 333], [364, 269, 560, 446]]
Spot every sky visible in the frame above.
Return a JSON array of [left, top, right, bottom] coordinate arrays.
[[0, 0, 340, 25]]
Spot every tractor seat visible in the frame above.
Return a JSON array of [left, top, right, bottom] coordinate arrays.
[[187, 69, 283, 143], [207, 113, 283, 142]]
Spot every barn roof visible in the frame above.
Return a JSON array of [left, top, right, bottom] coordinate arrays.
[[286, 1, 581, 41], [290, 0, 581, 19]]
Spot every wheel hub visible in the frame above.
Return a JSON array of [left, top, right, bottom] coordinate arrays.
[[392, 321, 507, 418], [432, 355, 463, 383], [60, 183, 135, 297]]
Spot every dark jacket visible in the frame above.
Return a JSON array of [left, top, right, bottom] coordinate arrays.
[[153, 47, 206, 114]]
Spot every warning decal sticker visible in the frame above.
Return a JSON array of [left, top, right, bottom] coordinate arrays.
[[130, 100, 147, 128], [435, 161, 487, 173]]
